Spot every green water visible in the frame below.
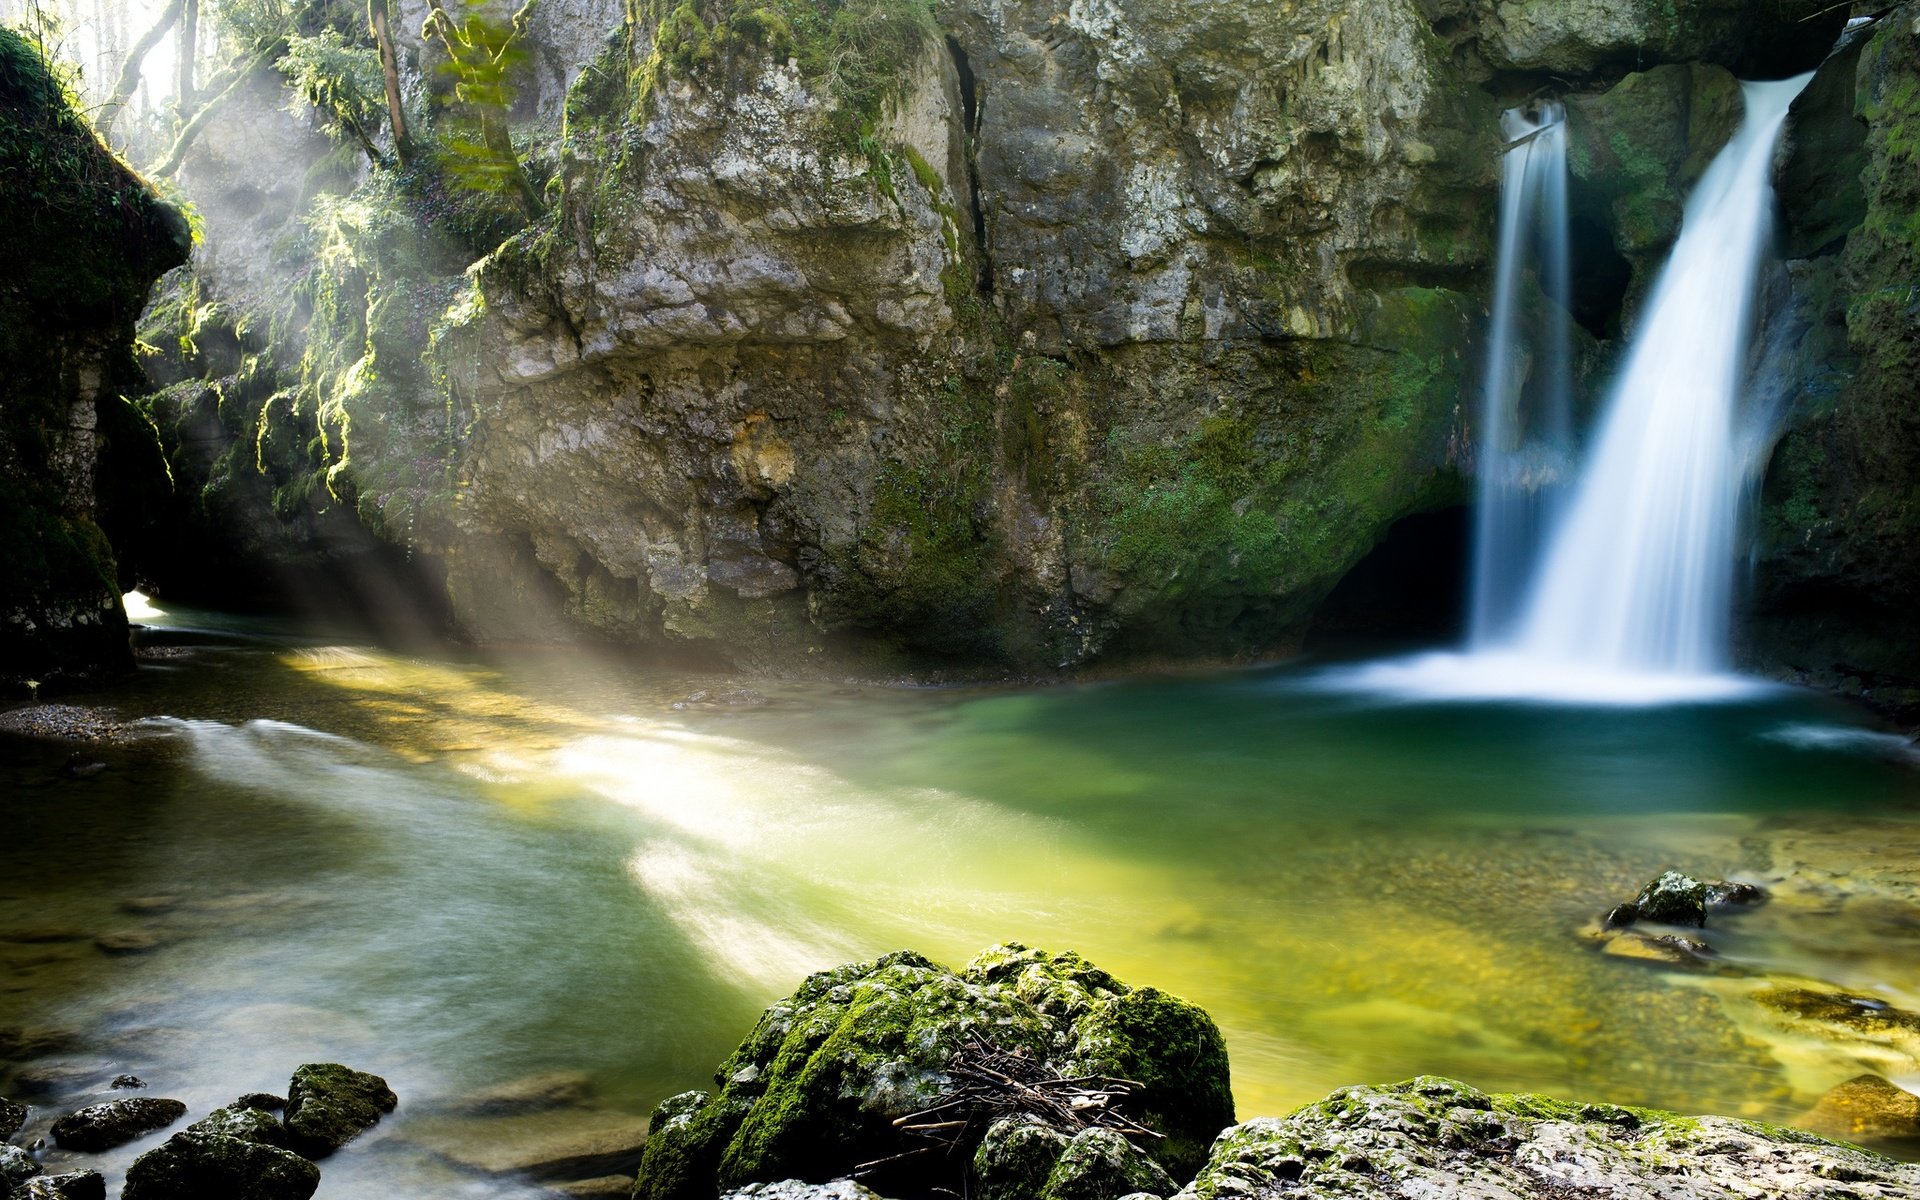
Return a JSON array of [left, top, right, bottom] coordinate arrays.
[[3, 599, 1919, 1195]]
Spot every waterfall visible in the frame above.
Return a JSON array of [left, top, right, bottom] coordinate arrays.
[[1468, 101, 1575, 647], [1504, 75, 1808, 676], [1324, 74, 1809, 704]]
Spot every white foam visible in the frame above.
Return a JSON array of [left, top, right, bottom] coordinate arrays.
[[1310, 651, 1777, 707]]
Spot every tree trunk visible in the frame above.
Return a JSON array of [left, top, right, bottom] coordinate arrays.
[[369, 0, 412, 166], [176, 0, 197, 106], [97, 0, 185, 140]]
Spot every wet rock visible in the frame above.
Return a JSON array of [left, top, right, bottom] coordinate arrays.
[[409, 1109, 650, 1179], [186, 1104, 290, 1148], [1607, 870, 1767, 928], [1797, 1075, 1920, 1146], [94, 931, 164, 956], [16, 1171, 105, 1200], [282, 1063, 396, 1156], [49, 1097, 187, 1151], [122, 1132, 320, 1200], [0, 1027, 78, 1061], [1594, 929, 1718, 968], [1633, 870, 1714, 925], [235, 1094, 286, 1112], [447, 1070, 592, 1117], [0, 1145, 41, 1189], [1174, 1076, 1920, 1199], [551, 1177, 643, 1199], [720, 1185, 888, 1200], [116, 897, 178, 916], [1041, 1128, 1174, 1200], [110, 1075, 145, 1090], [635, 945, 1231, 1200], [1753, 987, 1920, 1062], [974, 1116, 1070, 1200], [0, 1096, 24, 1138]]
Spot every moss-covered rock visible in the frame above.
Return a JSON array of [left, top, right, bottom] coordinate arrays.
[[48, 1097, 187, 1151], [1754, 6, 1920, 695], [636, 946, 1232, 1200], [1038, 1128, 1174, 1200], [0, 28, 188, 694], [186, 1103, 292, 1148], [1174, 1076, 1920, 1200], [122, 1132, 321, 1200], [282, 1062, 397, 1156]]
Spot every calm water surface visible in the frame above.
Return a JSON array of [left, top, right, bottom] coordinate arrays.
[[3, 599, 1918, 1194]]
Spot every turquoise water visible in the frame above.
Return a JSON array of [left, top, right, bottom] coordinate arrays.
[[2, 597, 1918, 1194]]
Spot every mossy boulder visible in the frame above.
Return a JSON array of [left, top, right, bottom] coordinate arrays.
[[122, 1132, 321, 1200], [1038, 1128, 1174, 1200], [0, 1145, 39, 1191], [186, 1103, 292, 1148], [1797, 1074, 1920, 1146], [282, 1063, 397, 1156], [636, 946, 1232, 1200], [1174, 1076, 1920, 1200]]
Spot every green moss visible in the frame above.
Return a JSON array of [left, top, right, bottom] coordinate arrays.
[[637, 946, 1233, 1200]]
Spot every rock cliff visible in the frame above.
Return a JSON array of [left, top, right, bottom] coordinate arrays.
[[134, 0, 1866, 677], [0, 28, 189, 694]]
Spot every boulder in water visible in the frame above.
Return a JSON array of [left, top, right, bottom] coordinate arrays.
[[1607, 870, 1767, 928], [187, 1104, 291, 1148], [281, 1063, 396, 1156], [16, 1171, 105, 1200], [973, 1117, 1071, 1200], [122, 1132, 320, 1200], [1173, 1076, 1920, 1199], [720, 1185, 888, 1200], [0, 1145, 41, 1190], [635, 946, 1232, 1200], [0, 1097, 24, 1139], [49, 1097, 186, 1151], [1797, 1075, 1920, 1146]]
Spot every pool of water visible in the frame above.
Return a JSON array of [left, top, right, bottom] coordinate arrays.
[[3, 598, 1919, 1194]]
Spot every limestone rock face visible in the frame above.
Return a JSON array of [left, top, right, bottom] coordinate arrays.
[[139, 0, 1868, 677], [635, 946, 1231, 1200], [1174, 1076, 1920, 1200], [1756, 6, 1920, 694], [0, 29, 188, 693]]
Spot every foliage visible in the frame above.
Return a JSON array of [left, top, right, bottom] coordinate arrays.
[[279, 30, 386, 162], [634, 0, 938, 139], [422, 0, 539, 210]]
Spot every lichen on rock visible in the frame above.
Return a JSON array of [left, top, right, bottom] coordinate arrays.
[[635, 945, 1231, 1200]]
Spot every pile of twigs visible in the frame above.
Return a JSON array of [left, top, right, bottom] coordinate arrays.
[[854, 1034, 1159, 1180]]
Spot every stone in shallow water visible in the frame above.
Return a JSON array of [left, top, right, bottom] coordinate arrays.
[[444, 1069, 593, 1117], [281, 1063, 396, 1157], [721, 1185, 888, 1200], [0, 1144, 42, 1189], [407, 1108, 651, 1179], [122, 1132, 320, 1200], [1172, 1076, 1920, 1200], [17, 1170, 105, 1200], [49, 1097, 186, 1151], [1797, 1075, 1920, 1145], [186, 1104, 290, 1148], [0, 1096, 25, 1138]]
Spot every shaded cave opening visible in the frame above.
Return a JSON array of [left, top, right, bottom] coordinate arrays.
[[1304, 504, 1471, 651]]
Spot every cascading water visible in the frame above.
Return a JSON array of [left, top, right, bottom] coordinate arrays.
[[1329, 74, 1810, 704], [1505, 75, 1808, 676], [1468, 101, 1575, 647]]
